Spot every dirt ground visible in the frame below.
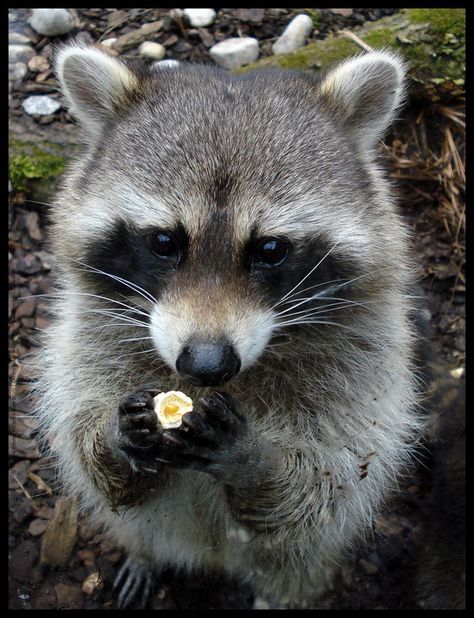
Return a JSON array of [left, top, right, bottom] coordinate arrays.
[[9, 8, 465, 610]]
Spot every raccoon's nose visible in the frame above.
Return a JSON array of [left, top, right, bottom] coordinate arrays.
[[176, 341, 241, 387]]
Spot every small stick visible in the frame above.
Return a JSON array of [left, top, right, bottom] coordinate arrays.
[[339, 29, 373, 53], [12, 472, 33, 501]]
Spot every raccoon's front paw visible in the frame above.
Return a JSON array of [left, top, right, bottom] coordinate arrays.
[[159, 392, 250, 479], [116, 384, 164, 473]]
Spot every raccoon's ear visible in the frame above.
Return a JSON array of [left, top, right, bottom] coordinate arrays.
[[56, 45, 140, 135], [317, 50, 406, 149]]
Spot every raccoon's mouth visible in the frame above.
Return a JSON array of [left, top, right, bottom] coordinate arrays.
[[175, 339, 241, 387]]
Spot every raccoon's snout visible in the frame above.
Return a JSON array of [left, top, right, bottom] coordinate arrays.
[[176, 340, 241, 387]]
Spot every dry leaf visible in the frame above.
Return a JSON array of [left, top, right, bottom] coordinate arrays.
[[40, 496, 78, 568]]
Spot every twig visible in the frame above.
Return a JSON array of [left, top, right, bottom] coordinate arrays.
[[12, 472, 33, 501], [338, 29, 373, 52]]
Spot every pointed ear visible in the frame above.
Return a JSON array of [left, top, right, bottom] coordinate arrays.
[[318, 50, 406, 149], [56, 44, 140, 135]]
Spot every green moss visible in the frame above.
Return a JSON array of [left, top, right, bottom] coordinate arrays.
[[9, 138, 66, 193], [407, 8, 465, 35], [236, 8, 465, 93]]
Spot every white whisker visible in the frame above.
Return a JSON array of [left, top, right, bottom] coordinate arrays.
[[270, 240, 341, 310]]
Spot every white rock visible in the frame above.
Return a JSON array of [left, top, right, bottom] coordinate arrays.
[[183, 8, 216, 28], [99, 37, 117, 48], [8, 32, 31, 45], [22, 95, 61, 116], [210, 37, 259, 70], [272, 14, 313, 55], [150, 59, 180, 72], [9, 44, 35, 64], [138, 41, 166, 60], [9, 62, 28, 82], [29, 9, 75, 37]]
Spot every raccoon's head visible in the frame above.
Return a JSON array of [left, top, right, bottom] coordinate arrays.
[[55, 45, 406, 387]]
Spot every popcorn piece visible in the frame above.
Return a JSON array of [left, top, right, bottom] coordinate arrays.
[[153, 391, 193, 429]]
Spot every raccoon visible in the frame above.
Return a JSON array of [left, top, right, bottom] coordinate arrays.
[[35, 45, 425, 608]]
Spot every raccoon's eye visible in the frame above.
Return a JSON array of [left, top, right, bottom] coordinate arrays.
[[253, 237, 289, 268], [147, 231, 180, 261]]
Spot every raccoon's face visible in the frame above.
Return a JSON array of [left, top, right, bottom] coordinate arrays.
[[55, 46, 406, 386]]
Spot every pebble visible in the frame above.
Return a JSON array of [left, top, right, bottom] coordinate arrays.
[[28, 9, 75, 37], [9, 460, 31, 489], [9, 62, 28, 82], [99, 37, 117, 48], [12, 496, 33, 524], [27, 55, 50, 73], [235, 9, 265, 23], [150, 59, 180, 72], [9, 44, 35, 64], [81, 572, 103, 595], [210, 37, 259, 70], [138, 41, 166, 60], [15, 298, 36, 319], [25, 211, 44, 241], [9, 435, 42, 459], [330, 9, 354, 17], [28, 518, 49, 536], [22, 95, 61, 116], [272, 14, 313, 55], [54, 582, 83, 609], [183, 8, 216, 28], [9, 32, 32, 45]]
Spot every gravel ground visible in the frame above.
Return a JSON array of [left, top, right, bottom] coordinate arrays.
[[9, 8, 465, 610]]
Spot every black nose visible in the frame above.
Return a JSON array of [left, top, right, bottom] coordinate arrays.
[[176, 341, 241, 387]]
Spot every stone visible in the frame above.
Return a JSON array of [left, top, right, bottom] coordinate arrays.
[[15, 298, 37, 319], [9, 435, 42, 459], [235, 9, 265, 23], [210, 37, 259, 70], [81, 572, 103, 595], [11, 254, 42, 275], [25, 211, 43, 241], [28, 9, 75, 37], [28, 518, 49, 537], [9, 44, 35, 64], [183, 8, 216, 28], [54, 582, 83, 609], [330, 9, 354, 17], [99, 37, 117, 48], [114, 20, 164, 53], [150, 59, 180, 72], [272, 14, 313, 55], [27, 55, 50, 73], [9, 460, 31, 489], [22, 95, 61, 116], [12, 497, 33, 524], [9, 32, 31, 45], [138, 41, 166, 60], [9, 62, 28, 82]]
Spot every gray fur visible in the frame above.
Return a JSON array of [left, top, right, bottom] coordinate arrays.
[[35, 45, 425, 607]]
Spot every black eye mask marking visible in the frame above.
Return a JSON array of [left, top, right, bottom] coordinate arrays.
[[247, 235, 361, 307], [82, 220, 187, 299]]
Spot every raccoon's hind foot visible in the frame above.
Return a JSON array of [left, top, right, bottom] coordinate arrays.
[[113, 556, 155, 609]]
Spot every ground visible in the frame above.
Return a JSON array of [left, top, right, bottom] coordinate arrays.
[[8, 8, 465, 610]]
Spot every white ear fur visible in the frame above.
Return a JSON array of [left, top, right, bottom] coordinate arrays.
[[56, 45, 139, 135], [318, 49, 406, 149]]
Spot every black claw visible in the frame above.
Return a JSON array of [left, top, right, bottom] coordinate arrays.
[[114, 557, 155, 609]]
